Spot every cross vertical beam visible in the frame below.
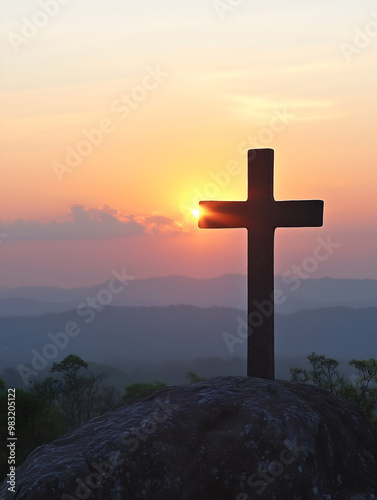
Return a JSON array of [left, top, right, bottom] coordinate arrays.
[[199, 149, 324, 379], [247, 149, 275, 379]]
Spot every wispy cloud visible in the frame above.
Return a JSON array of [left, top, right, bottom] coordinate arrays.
[[143, 213, 185, 235], [0, 205, 186, 241]]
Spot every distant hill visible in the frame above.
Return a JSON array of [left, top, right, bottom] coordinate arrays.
[[1, 305, 376, 387], [0, 275, 376, 316], [0, 297, 77, 316]]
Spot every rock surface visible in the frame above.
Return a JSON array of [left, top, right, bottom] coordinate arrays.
[[1, 377, 377, 500]]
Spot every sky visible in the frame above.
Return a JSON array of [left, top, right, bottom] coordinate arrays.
[[0, 0, 376, 287]]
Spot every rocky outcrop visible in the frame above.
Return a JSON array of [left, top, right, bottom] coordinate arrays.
[[1, 377, 377, 499]]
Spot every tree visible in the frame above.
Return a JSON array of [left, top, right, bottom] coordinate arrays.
[[186, 370, 206, 384], [51, 354, 89, 387], [0, 383, 66, 481], [344, 358, 377, 424], [122, 381, 166, 405], [49, 354, 120, 427], [1, 356, 122, 479], [290, 353, 377, 429]]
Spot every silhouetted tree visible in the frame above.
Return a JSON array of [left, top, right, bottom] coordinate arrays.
[[291, 352, 344, 394], [0, 356, 123, 478], [186, 370, 206, 384], [122, 381, 166, 405], [49, 354, 120, 427], [0, 382, 66, 481], [291, 352, 377, 429]]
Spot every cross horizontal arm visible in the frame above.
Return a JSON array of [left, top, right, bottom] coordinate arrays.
[[198, 201, 249, 229], [199, 199, 324, 230], [272, 200, 324, 228]]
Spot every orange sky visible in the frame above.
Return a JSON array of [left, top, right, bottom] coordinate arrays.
[[0, 1, 376, 286]]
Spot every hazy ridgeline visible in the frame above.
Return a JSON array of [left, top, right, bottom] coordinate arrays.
[[1, 275, 376, 389]]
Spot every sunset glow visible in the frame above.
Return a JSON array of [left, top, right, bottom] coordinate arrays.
[[0, 1, 376, 286]]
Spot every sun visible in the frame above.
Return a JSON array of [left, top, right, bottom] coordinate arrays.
[[192, 208, 200, 219]]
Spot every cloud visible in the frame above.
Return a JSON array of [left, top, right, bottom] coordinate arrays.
[[0, 205, 186, 241], [143, 212, 185, 235]]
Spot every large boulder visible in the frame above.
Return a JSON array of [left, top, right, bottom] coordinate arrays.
[[1, 377, 377, 500]]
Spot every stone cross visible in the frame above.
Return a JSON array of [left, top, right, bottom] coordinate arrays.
[[199, 149, 324, 379]]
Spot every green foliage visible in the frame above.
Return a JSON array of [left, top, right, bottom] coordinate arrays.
[[50, 355, 120, 427], [290, 352, 377, 430], [122, 381, 166, 405], [186, 370, 206, 384], [307, 352, 344, 394], [290, 367, 310, 384], [0, 386, 66, 481], [51, 354, 89, 387], [1, 354, 122, 479], [14, 388, 66, 462], [345, 358, 377, 424], [31, 376, 60, 408]]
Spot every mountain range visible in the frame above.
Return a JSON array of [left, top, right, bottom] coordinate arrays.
[[1, 305, 376, 384], [1, 275, 375, 388], [0, 274, 376, 316]]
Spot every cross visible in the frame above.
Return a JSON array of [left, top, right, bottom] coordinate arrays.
[[198, 148, 324, 380]]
